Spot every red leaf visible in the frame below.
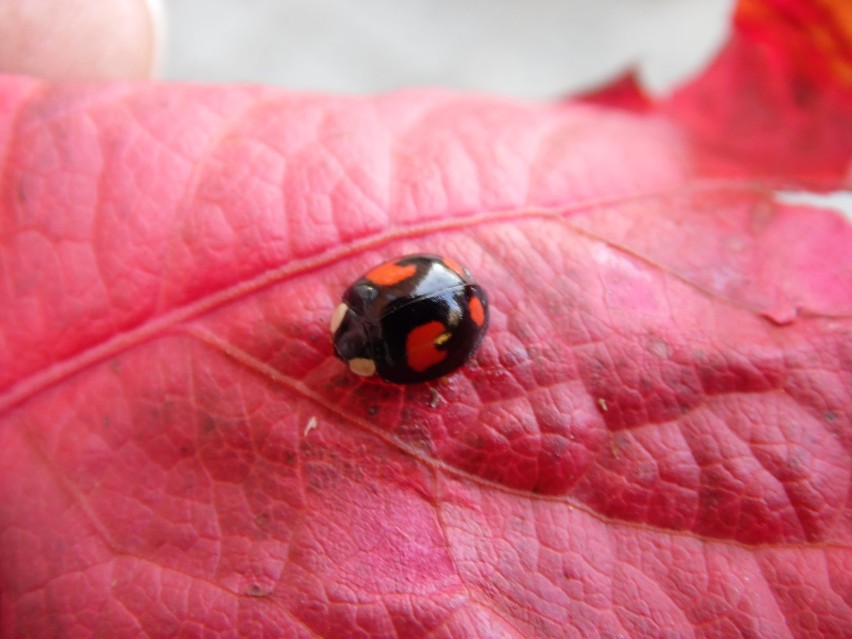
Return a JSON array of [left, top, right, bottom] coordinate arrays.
[[666, 0, 852, 186], [1, 1, 851, 638]]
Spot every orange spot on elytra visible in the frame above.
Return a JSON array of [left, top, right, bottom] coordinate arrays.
[[469, 295, 485, 327], [365, 261, 417, 286], [406, 321, 449, 372]]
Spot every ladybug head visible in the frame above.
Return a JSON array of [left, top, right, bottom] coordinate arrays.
[[330, 303, 377, 377]]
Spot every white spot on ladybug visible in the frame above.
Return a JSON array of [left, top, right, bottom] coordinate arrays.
[[330, 303, 349, 334], [348, 358, 376, 377]]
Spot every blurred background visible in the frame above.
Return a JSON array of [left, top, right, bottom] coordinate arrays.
[[162, 0, 733, 98], [161, 0, 852, 217]]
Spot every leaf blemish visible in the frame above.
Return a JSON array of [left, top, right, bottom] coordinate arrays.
[[304, 416, 318, 436], [245, 584, 271, 598]]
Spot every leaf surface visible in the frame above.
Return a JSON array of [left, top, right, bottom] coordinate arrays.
[[1, 1, 851, 637]]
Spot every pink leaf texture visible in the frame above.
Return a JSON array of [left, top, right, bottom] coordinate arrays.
[[1, 1, 851, 637]]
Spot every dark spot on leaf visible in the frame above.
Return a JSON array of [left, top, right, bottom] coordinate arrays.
[[825, 411, 836, 422], [200, 415, 217, 436], [245, 583, 271, 597], [328, 374, 350, 390], [701, 488, 723, 510], [368, 405, 379, 417], [562, 565, 580, 580], [638, 376, 655, 392]]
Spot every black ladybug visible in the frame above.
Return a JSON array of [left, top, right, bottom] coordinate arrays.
[[331, 254, 489, 383]]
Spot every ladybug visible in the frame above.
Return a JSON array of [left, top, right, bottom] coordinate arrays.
[[330, 254, 489, 384]]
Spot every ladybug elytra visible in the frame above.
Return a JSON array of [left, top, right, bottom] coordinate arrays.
[[331, 254, 489, 383]]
